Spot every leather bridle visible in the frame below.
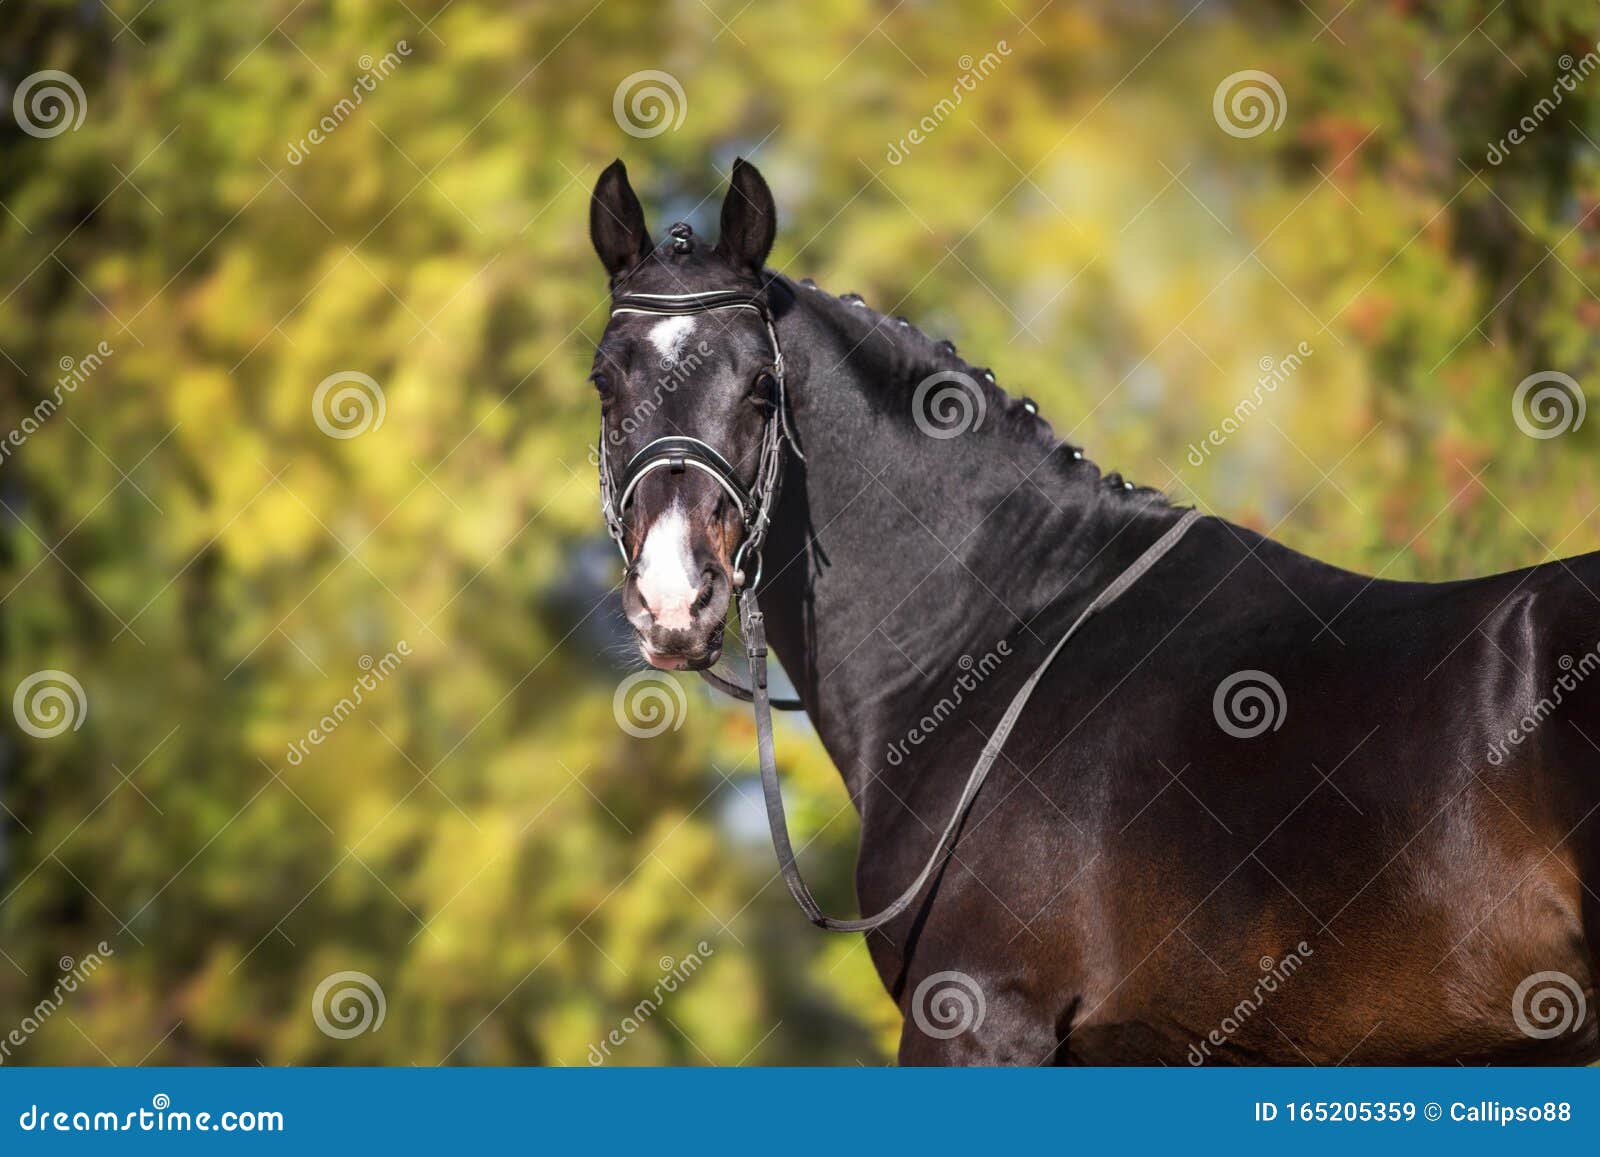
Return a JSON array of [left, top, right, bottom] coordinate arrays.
[[596, 285, 1204, 934], [597, 289, 802, 592]]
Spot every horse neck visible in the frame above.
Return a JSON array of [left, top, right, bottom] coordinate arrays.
[[757, 278, 1184, 802]]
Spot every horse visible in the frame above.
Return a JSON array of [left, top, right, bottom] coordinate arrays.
[[585, 157, 1600, 1065]]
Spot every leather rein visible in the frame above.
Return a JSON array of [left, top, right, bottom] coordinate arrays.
[[598, 287, 1202, 933]]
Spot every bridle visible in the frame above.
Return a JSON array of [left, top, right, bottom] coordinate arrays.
[[595, 283, 1204, 934], [596, 288, 803, 593]]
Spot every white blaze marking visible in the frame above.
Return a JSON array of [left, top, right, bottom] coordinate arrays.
[[648, 315, 696, 366], [635, 502, 700, 629]]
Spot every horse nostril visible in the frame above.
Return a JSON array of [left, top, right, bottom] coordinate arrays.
[[691, 566, 720, 617]]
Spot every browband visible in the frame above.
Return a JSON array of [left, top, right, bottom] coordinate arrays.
[[610, 289, 768, 315]]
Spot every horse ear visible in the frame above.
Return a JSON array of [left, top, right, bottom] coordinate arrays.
[[716, 158, 776, 272], [590, 159, 651, 279]]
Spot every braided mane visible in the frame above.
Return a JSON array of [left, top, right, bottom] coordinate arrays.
[[776, 273, 1169, 503]]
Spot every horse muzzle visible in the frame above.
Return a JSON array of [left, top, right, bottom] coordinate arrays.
[[622, 523, 733, 670], [638, 628, 724, 671]]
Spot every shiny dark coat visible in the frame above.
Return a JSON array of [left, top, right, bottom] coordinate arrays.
[[590, 160, 1600, 1065]]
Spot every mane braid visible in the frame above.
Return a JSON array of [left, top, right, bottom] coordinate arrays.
[[778, 274, 1171, 506]]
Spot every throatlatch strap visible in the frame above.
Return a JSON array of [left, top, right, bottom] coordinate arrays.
[[744, 507, 1203, 933]]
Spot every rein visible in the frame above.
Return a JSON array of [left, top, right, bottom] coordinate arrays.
[[598, 287, 1202, 933], [745, 508, 1201, 932]]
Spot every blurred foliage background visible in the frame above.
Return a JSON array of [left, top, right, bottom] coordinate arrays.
[[4, 0, 1600, 1065]]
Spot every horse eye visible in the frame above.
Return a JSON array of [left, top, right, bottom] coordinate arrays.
[[752, 370, 777, 404], [590, 371, 612, 395]]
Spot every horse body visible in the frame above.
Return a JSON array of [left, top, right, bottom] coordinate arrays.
[[588, 160, 1599, 1064], [755, 276, 1599, 1065]]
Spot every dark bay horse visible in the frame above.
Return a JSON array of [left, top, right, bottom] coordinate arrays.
[[587, 158, 1599, 1065]]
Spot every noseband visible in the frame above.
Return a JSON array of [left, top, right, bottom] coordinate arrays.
[[596, 289, 803, 591]]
